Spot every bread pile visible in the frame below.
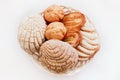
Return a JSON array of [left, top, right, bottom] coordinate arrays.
[[18, 5, 100, 74]]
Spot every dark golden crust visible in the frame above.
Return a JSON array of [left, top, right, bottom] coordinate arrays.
[[62, 12, 86, 32]]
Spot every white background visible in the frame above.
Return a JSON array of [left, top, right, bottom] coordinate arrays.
[[0, 0, 120, 80]]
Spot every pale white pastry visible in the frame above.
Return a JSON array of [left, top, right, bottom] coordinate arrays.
[[77, 16, 100, 64], [18, 13, 47, 56]]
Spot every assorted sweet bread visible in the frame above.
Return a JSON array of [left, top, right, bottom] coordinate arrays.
[[18, 5, 100, 74]]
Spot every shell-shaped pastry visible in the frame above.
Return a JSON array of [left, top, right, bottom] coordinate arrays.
[[18, 14, 47, 55], [39, 40, 79, 73], [77, 16, 100, 62]]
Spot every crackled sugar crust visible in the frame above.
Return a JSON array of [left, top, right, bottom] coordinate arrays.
[[18, 14, 46, 55], [18, 5, 100, 74]]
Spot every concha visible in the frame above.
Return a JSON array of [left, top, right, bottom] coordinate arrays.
[[18, 13, 47, 56], [39, 40, 79, 73]]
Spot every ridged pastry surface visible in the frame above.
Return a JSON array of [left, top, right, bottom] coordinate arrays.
[[18, 14, 46, 55], [76, 16, 100, 65], [62, 5, 100, 59], [39, 40, 79, 73]]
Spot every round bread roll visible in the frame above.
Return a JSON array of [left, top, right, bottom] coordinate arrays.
[[44, 5, 64, 22], [45, 22, 66, 40]]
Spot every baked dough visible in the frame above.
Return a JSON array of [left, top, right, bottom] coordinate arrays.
[[18, 5, 100, 74]]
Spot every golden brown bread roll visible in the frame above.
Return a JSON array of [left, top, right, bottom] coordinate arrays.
[[44, 5, 64, 22], [45, 22, 66, 40], [63, 12, 86, 32]]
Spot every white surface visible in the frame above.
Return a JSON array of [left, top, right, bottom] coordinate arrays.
[[0, 0, 120, 80]]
